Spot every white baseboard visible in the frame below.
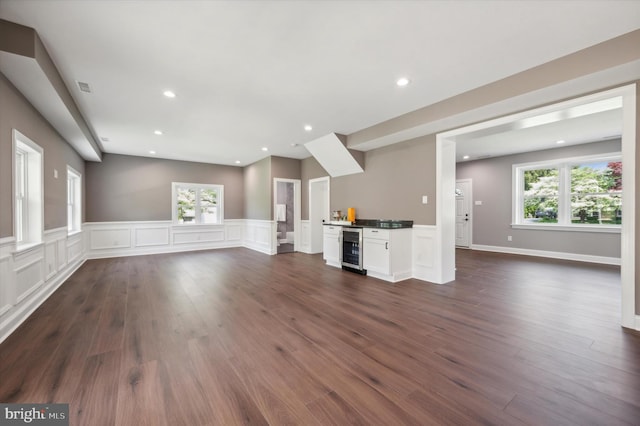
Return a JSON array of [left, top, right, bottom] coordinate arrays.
[[470, 244, 621, 266], [635, 315, 640, 331]]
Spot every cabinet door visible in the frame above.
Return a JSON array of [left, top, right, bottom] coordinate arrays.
[[363, 237, 389, 274], [323, 233, 340, 263]]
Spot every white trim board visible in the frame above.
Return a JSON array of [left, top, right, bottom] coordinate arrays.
[[470, 244, 620, 266]]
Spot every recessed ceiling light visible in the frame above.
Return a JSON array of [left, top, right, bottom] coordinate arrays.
[[154, 130, 163, 135], [304, 125, 313, 132], [149, 150, 156, 155], [556, 140, 566, 144], [235, 160, 241, 164], [396, 77, 410, 87], [463, 155, 470, 160], [163, 90, 176, 98], [261, 147, 268, 151]]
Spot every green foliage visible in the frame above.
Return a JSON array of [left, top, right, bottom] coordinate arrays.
[[523, 169, 558, 219]]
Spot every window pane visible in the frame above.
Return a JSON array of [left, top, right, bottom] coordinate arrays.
[[571, 193, 622, 224], [16, 151, 25, 198], [523, 169, 558, 222], [571, 161, 622, 225], [177, 187, 196, 223], [199, 189, 218, 224]]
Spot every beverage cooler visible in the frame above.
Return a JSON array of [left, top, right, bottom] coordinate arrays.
[[341, 227, 366, 275]]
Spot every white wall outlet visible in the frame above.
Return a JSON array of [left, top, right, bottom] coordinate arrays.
[[507, 235, 512, 242], [422, 195, 428, 204], [474, 200, 482, 206], [53, 169, 58, 179]]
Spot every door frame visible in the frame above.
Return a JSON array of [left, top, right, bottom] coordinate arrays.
[[455, 178, 473, 248], [309, 176, 330, 254], [437, 83, 637, 330], [273, 178, 301, 252]]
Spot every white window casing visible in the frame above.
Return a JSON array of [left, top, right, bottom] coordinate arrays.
[[512, 152, 622, 233], [67, 165, 82, 234], [171, 182, 224, 225], [13, 129, 44, 250]]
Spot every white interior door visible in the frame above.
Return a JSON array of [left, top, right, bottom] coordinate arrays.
[[455, 179, 472, 247], [309, 176, 330, 254]]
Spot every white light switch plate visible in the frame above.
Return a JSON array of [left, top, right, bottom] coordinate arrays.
[[475, 200, 482, 205], [422, 195, 428, 204], [53, 169, 58, 179]]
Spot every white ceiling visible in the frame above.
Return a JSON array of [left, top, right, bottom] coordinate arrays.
[[1, 0, 639, 166], [454, 98, 624, 162]]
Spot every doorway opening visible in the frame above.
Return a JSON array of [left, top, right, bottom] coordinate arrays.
[[274, 178, 301, 254], [437, 83, 637, 329]]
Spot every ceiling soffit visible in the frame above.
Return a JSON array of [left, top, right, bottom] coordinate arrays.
[[0, 19, 101, 161]]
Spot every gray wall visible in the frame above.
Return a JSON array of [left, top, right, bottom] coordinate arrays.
[[271, 156, 301, 181], [85, 153, 244, 222], [243, 157, 271, 220], [456, 139, 622, 258], [0, 73, 85, 237], [243, 156, 302, 221], [330, 135, 436, 224]]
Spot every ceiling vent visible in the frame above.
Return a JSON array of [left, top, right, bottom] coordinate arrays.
[[76, 81, 91, 93]]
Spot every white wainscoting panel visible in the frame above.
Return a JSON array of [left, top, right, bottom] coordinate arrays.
[[84, 221, 245, 259], [135, 227, 170, 247], [67, 233, 83, 264], [173, 228, 225, 245], [14, 246, 45, 304], [244, 220, 276, 255], [57, 238, 67, 270], [44, 241, 57, 281], [0, 237, 15, 319], [90, 227, 131, 250], [43, 227, 67, 281], [0, 230, 86, 344], [225, 220, 243, 242], [412, 225, 441, 284]]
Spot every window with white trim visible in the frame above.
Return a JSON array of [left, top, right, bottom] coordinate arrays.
[[67, 166, 81, 233], [172, 182, 224, 225], [13, 130, 43, 248], [513, 153, 622, 229]]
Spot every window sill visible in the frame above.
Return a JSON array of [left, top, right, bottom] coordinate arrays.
[[511, 224, 621, 234], [15, 241, 44, 254], [68, 229, 82, 237], [171, 222, 224, 227]]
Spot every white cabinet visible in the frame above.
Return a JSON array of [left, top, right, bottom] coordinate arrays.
[[322, 225, 341, 268], [363, 228, 412, 282]]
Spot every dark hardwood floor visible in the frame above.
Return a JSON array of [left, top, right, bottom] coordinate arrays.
[[1, 248, 638, 425]]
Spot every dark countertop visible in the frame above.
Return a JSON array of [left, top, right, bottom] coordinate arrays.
[[324, 219, 413, 229]]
